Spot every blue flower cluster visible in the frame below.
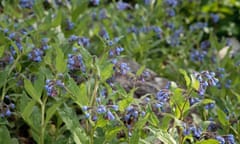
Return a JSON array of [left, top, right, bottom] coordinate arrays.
[[116, 1, 131, 11], [166, 27, 183, 46], [164, 0, 178, 7], [90, 0, 100, 6], [68, 35, 90, 47], [189, 22, 208, 32], [193, 71, 219, 96], [19, 0, 34, 9], [67, 54, 86, 72], [183, 124, 202, 138], [0, 96, 15, 118], [109, 47, 124, 57], [190, 49, 207, 62], [215, 134, 236, 144], [82, 104, 118, 121], [28, 48, 44, 62], [45, 79, 64, 97], [65, 19, 75, 31], [154, 89, 171, 111], [128, 25, 163, 38]]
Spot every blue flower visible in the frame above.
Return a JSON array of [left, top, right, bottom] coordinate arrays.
[[97, 105, 106, 114], [166, 8, 175, 17], [28, 48, 44, 62], [111, 105, 119, 111], [65, 19, 74, 31], [216, 136, 225, 144], [99, 9, 108, 19], [200, 40, 211, 50], [90, 0, 100, 6], [156, 90, 170, 102], [225, 134, 236, 144], [210, 13, 219, 23], [164, 0, 178, 7], [67, 54, 86, 72], [190, 22, 208, 31], [107, 111, 115, 120], [82, 106, 88, 111], [19, 0, 34, 9], [205, 103, 215, 109], [117, 1, 130, 10], [99, 29, 110, 40], [120, 62, 130, 75], [190, 49, 207, 62], [144, 0, 152, 5], [69, 35, 79, 42], [78, 37, 90, 47]]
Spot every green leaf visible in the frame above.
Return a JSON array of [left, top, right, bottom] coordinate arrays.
[[77, 45, 92, 67], [96, 117, 108, 128], [68, 78, 89, 106], [55, 48, 66, 73], [130, 129, 140, 144], [33, 73, 45, 100], [172, 88, 184, 105], [149, 112, 159, 127], [150, 128, 177, 144], [0, 46, 4, 57], [135, 113, 150, 129], [52, 11, 62, 27], [58, 105, 89, 144], [0, 126, 11, 144], [118, 97, 134, 112], [217, 108, 229, 126], [0, 69, 8, 88], [100, 62, 113, 82], [196, 139, 219, 144], [160, 115, 172, 131], [179, 69, 190, 88], [24, 79, 41, 102], [136, 65, 146, 77], [22, 100, 37, 123], [190, 74, 200, 91], [105, 127, 123, 142], [71, 1, 88, 21], [46, 101, 63, 124]]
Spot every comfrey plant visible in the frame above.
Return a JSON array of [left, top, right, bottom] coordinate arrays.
[[0, 1, 239, 144]]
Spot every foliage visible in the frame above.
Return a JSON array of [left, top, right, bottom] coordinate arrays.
[[0, 0, 239, 144]]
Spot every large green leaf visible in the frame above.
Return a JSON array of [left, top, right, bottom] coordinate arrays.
[[0, 126, 11, 144], [58, 105, 89, 144], [196, 139, 219, 144], [67, 77, 89, 106], [148, 128, 177, 144], [118, 97, 134, 112], [46, 100, 63, 124], [130, 129, 140, 144], [55, 48, 66, 73], [24, 79, 41, 103], [52, 11, 62, 27], [217, 108, 229, 126], [100, 62, 113, 82], [0, 69, 8, 88], [179, 69, 190, 88]]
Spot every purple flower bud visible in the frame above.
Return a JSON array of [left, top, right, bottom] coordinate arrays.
[[116, 1, 130, 10], [5, 109, 11, 117], [107, 111, 115, 120], [216, 136, 225, 144]]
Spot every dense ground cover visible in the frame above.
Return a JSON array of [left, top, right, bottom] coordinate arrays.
[[0, 0, 240, 143]]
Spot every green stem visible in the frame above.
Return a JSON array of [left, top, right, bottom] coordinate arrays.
[[179, 88, 193, 120], [40, 96, 48, 144], [1, 54, 22, 101], [90, 80, 99, 107]]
